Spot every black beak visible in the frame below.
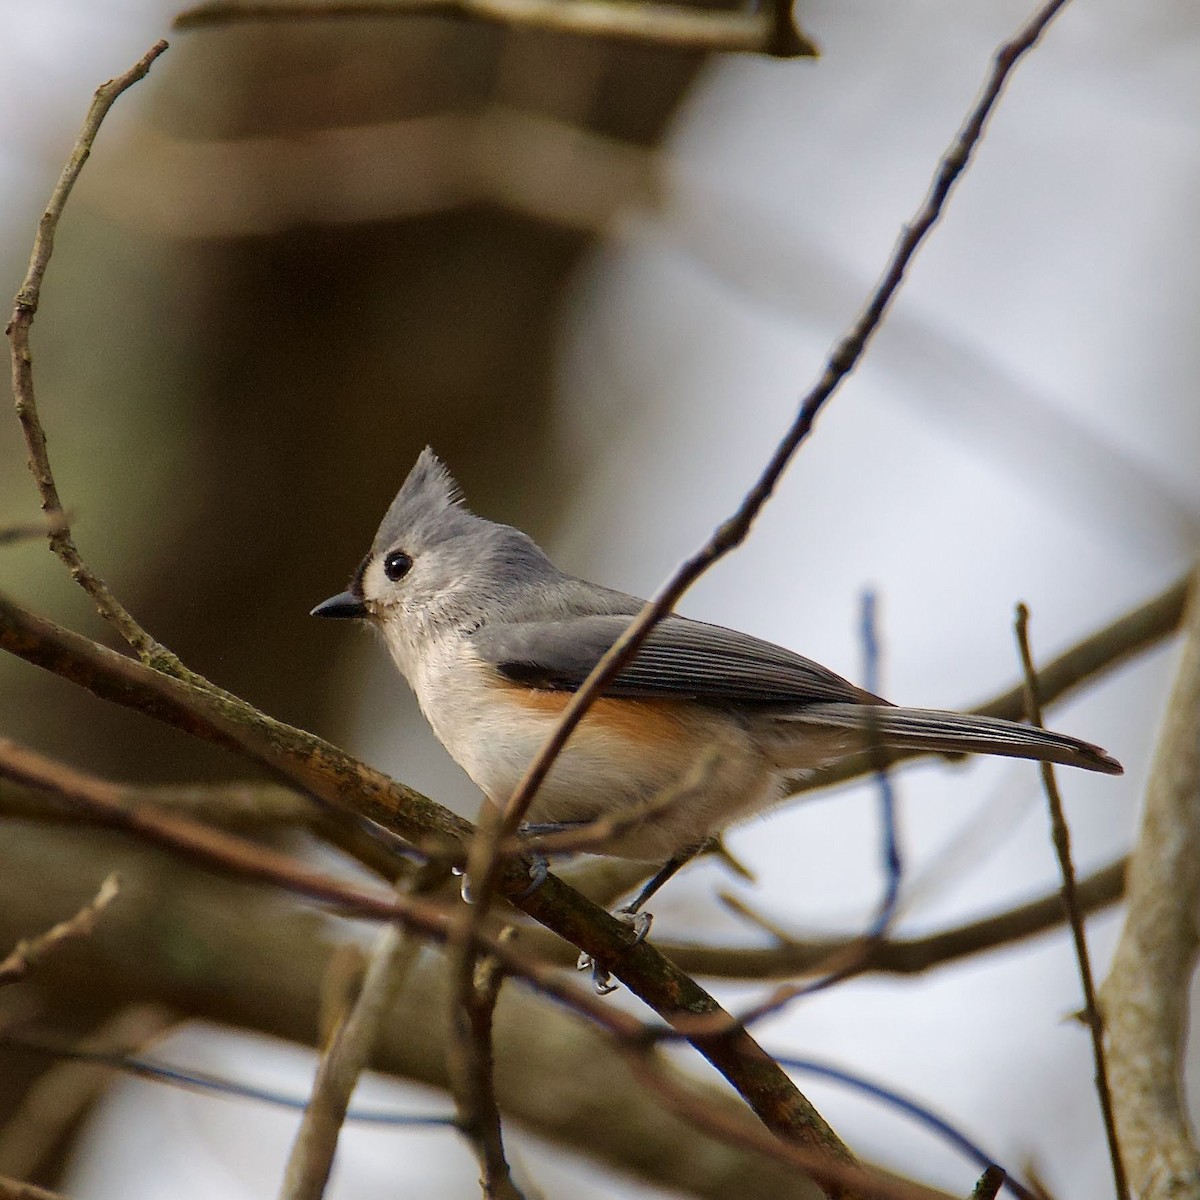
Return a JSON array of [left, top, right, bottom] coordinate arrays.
[[311, 590, 369, 620]]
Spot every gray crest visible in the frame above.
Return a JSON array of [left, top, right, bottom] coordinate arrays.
[[372, 447, 478, 552]]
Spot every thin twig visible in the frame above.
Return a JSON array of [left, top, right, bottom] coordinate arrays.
[[172, 0, 818, 57], [6, 41, 172, 668], [860, 590, 902, 936], [447, 929, 526, 1200], [774, 1057, 1028, 1200], [1014, 605, 1128, 1200], [279, 892, 424, 1200], [1099, 564, 1200, 1199], [0, 775, 405, 882], [504, 746, 724, 857], [0, 738, 452, 938], [0, 874, 121, 986]]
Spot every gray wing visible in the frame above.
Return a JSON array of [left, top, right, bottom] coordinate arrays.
[[469, 613, 879, 707]]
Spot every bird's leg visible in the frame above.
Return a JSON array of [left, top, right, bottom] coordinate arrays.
[[512, 820, 592, 898], [580, 847, 706, 994]]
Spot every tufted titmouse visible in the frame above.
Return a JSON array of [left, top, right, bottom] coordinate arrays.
[[313, 449, 1121, 896]]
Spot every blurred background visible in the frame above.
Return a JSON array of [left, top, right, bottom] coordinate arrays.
[[1, 0, 1197, 1196]]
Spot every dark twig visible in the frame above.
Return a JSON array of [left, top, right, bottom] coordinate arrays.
[[5, 42, 172, 668], [860, 590, 902, 936], [493, 0, 1075, 850], [1014, 605, 1128, 1200], [775, 1056, 1029, 1200], [0, 873, 120, 986], [172, 0, 818, 58], [447, 930, 526, 1200], [1099, 565, 1200, 1198]]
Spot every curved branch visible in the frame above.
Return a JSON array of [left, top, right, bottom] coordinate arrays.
[[6, 42, 171, 665]]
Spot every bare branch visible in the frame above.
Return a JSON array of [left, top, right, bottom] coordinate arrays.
[[1100, 564, 1200, 1198], [0, 874, 121, 986], [657, 858, 1126, 981], [445, 1, 1085, 1017], [1014, 604, 1128, 1200], [279, 904, 424, 1200], [450, 0, 1078, 1125], [447, 930, 526, 1200], [0, 738, 455, 938], [5, 42, 172, 667], [172, 0, 818, 58]]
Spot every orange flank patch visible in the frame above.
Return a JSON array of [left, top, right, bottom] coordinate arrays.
[[493, 680, 699, 747]]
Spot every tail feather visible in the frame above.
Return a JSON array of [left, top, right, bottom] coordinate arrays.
[[785, 703, 1123, 776]]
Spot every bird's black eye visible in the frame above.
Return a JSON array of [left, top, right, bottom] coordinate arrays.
[[383, 550, 413, 582]]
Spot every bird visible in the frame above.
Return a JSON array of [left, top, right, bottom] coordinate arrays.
[[312, 448, 1122, 920]]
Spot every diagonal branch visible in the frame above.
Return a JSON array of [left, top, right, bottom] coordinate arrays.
[[451, 0, 1078, 1096]]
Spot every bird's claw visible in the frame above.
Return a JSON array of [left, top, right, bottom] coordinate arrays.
[[576, 908, 654, 994]]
